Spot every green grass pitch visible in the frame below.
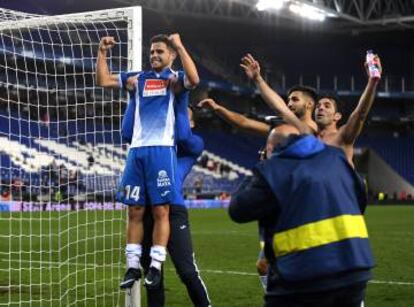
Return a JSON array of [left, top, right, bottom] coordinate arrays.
[[0, 205, 413, 306]]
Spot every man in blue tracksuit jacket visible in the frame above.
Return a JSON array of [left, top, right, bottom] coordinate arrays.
[[229, 125, 374, 307]]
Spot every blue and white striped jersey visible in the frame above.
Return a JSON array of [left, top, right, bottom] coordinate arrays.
[[119, 67, 188, 148]]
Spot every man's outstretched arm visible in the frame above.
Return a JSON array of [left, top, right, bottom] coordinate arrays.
[[241, 53, 313, 135], [339, 55, 382, 145], [169, 33, 200, 89], [198, 98, 270, 136]]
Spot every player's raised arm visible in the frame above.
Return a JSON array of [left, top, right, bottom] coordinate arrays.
[[198, 98, 270, 136], [96, 36, 120, 88], [169, 33, 200, 89], [241, 53, 312, 135], [339, 55, 382, 145]]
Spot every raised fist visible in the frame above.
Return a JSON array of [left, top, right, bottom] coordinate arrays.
[[168, 33, 183, 50], [99, 36, 116, 52]]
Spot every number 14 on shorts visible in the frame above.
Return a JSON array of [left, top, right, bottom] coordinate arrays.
[[125, 185, 140, 201]]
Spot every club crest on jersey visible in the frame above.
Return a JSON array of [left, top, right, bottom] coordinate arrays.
[[157, 170, 171, 187], [143, 79, 168, 97]]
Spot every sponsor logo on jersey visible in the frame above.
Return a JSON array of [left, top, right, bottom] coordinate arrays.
[[157, 170, 171, 187], [143, 79, 168, 97]]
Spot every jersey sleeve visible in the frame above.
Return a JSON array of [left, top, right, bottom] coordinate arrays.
[[121, 99, 135, 143], [119, 71, 140, 143], [118, 71, 140, 92], [177, 134, 204, 159], [174, 90, 192, 143], [177, 70, 194, 91]]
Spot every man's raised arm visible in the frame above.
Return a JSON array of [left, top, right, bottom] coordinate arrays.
[[169, 33, 200, 89], [96, 36, 120, 88], [198, 98, 270, 136], [339, 55, 382, 145], [240, 53, 312, 135]]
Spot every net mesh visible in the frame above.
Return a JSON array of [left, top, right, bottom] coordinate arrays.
[[0, 7, 140, 306]]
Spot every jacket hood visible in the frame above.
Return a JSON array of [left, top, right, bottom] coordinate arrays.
[[273, 135, 325, 158]]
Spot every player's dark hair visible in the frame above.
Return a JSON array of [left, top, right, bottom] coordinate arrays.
[[318, 92, 344, 114], [287, 85, 318, 103], [150, 34, 176, 52]]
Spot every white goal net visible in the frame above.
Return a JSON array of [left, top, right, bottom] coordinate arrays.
[[0, 6, 141, 306]]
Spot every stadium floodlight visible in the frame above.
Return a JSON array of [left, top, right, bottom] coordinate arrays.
[[289, 2, 326, 22], [256, 0, 288, 11], [256, 0, 335, 22]]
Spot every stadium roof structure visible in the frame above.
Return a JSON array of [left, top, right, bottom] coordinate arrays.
[[1, 0, 414, 33], [113, 0, 414, 33]]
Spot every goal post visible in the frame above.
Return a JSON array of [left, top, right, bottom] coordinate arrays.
[[0, 6, 141, 307]]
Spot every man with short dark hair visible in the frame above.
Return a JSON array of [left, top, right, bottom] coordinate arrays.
[[241, 54, 318, 134], [286, 85, 318, 121], [229, 125, 374, 307], [96, 32, 199, 289], [314, 55, 381, 166], [287, 85, 319, 102], [241, 53, 382, 165]]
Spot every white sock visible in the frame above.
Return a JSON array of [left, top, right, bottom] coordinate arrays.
[[150, 245, 167, 270], [125, 243, 142, 269], [150, 259, 162, 270]]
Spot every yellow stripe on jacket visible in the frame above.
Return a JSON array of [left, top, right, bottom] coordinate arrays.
[[273, 215, 368, 257]]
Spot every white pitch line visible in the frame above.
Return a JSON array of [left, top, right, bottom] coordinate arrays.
[[2, 258, 414, 286], [368, 280, 414, 286], [196, 268, 256, 276], [192, 269, 414, 286]]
